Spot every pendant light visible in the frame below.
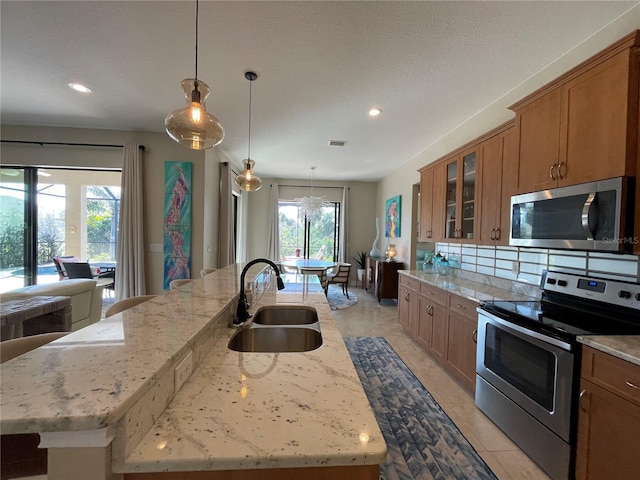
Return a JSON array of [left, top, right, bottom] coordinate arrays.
[[234, 71, 263, 192], [165, 0, 224, 150]]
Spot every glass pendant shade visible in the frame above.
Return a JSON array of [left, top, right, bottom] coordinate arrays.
[[235, 159, 262, 192], [165, 79, 224, 150]]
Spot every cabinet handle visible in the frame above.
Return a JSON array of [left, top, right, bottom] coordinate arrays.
[[404, 292, 410, 301], [427, 305, 433, 316], [427, 230, 432, 238], [472, 329, 478, 343], [495, 228, 501, 240], [490, 228, 495, 240], [558, 161, 566, 179], [456, 303, 465, 310], [626, 380, 640, 390], [579, 389, 588, 412], [549, 163, 557, 180]]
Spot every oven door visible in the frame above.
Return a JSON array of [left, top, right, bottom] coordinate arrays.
[[476, 310, 575, 441]]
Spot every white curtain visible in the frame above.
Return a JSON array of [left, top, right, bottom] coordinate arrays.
[[267, 183, 280, 261], [339, 186, 349, 262], [218, 162, 236, 267], [115, 141, 146, 300]]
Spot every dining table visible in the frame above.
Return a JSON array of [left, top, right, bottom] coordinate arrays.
[[280, 259, 338, 273]]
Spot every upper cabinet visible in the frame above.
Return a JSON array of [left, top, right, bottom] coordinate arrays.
[[476, 124, 517, 245], [419, 162, 445, 242], [512, 32, 640, 194], [444, 149, 478, 242]]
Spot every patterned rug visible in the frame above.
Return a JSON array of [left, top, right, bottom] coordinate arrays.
[[345, 337, 497, 480], [327, 284, 358, 310]]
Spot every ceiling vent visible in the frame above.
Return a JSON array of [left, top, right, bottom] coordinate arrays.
[[328, 140, 347, 147]]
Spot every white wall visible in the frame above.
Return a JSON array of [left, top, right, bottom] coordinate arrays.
[[377, 9, 640, 268]]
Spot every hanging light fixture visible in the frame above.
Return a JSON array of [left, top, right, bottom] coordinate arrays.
[[295, 166, 327, 220], [234, 71, 263, 192], [165, 0, 224, 150]]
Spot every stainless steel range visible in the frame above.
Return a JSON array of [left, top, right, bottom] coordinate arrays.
[[476, 270, 640, 480]]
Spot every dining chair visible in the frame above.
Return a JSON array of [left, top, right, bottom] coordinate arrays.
[[327, 263, 352, 298], [200, 268, 217, 277], [105, 295, 156, 318], [1, 331, 69, 479], [299, 267, 328, 295], [170, 279, 192, 290]]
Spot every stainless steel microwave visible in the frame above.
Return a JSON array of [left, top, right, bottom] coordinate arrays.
[[510, 177, 634, 251]]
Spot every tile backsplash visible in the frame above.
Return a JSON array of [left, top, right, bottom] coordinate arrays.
[[434, 243, 640, 285]]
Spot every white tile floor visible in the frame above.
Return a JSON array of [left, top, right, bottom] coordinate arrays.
[[333, 286, 552, 480]]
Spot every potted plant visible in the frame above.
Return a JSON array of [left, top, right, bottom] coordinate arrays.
[[352, 251, 367, 282]]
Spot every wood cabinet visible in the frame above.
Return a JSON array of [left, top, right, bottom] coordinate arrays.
[[443, 149, 478, 242], [476, 125, 517, 245], [576, 346, 640, 480], [418, 162, 445, 242], [512, 34, 640, 194], [397, 273, 478, 393], [366, 256, 402, 303]]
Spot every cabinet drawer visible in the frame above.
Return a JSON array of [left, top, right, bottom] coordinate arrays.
[[419, 283, 447, 307], [448, 294, 478, 320], [581, 346, 640, 407], [399, 274, 420, 292]]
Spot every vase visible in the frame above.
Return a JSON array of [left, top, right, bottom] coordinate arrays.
[[370, 217, 382, 258]]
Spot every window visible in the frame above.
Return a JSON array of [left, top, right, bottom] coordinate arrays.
[[278, 201, 340, 261]]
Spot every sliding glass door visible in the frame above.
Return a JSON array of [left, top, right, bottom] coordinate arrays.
[[278, 201, 340, 261], [0, 167, 121, 292]]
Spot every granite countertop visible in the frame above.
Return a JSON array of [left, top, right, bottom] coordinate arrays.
[[117, 285, 386, 474], [0, 265, 386, 474], [578, 335, 640, 367], [399, 270, 539, 303]]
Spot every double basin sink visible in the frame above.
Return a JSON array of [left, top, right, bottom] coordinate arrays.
[[228, 305, 323, 353]]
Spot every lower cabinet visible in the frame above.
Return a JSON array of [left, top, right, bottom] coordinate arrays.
[[576, 346, 640, 480], [397, 273, 478, 394]]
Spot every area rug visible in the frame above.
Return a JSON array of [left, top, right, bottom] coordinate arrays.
[[327, 284, 358, 310], [345, 337, 497, 480]]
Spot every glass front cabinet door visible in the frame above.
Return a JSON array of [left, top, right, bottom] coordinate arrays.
[[444, 149, 477, 242]]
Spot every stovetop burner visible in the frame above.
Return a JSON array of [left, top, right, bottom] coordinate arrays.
[[479, 271, 640, 342]]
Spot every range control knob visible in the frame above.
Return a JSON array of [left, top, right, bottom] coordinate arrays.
[[557, 280, 568, 287], [618, 290, 631, 299], [635, 292, 640, 302], [546, 278, 557, 285]]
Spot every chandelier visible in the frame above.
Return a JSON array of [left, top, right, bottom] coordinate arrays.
[[295, 166, 327, 220]]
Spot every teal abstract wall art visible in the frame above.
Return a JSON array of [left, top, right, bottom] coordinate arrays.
[[164, 161, 192, 289]]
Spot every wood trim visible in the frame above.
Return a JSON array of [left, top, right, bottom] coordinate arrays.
[[509, 29, 640, 111], [418, 119, 515, 173], [124, 464, 380, 480]]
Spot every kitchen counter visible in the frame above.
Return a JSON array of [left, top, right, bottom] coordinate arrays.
[[0, 265, 385, 479], [577, 335, 640, 367], [399, 270, 539, 303], [118, 284, 386, 474]]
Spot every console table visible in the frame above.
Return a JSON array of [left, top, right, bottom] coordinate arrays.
[[365, 256, 403, 303], [0, 296, 72, 340]]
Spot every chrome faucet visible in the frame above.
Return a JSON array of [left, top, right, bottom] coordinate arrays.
[[233, 258, 285, 327]]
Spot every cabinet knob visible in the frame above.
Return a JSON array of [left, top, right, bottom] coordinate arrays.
[[549, 163, 557, 180]]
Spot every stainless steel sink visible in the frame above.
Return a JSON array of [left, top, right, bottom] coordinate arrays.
[[252, 305, 319, 326], [228, 326, 322, 353]]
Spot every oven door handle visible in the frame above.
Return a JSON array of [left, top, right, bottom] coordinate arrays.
[[478, 309, 572, 351]]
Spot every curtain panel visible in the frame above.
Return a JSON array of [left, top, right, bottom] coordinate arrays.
[[267, 183, 280, 261], [115, 141, 146, 300], [218, 162, 236, 267]]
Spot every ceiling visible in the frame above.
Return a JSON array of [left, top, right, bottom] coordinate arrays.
[[1, 1, 638, 182]]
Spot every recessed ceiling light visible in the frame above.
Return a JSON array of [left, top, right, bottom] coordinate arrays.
[[368, 108, 382, 116], [68, 83, 92, 93]]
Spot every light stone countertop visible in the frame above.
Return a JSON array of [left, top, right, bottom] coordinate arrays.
[[118, 286, 386, 473], [578, 335, 640, 367], [0, 265, 386, 474], [399, 270, 539, 303]]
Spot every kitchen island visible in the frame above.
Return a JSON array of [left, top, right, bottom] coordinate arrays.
[[0, 265, 386, 480]]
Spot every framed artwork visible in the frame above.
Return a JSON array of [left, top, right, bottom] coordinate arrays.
[[163, 161, 192, 289], [385, 195, 401, 237]]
